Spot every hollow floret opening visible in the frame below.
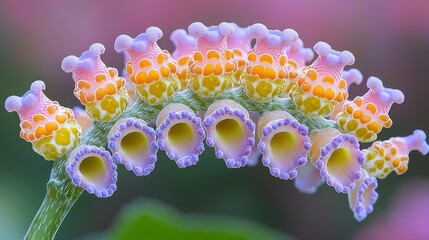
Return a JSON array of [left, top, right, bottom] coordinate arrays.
[[215, 118, 244, 151], [121, 131, 149, 158], [168, 122, 195, 150], [326, 147, 353, 184], [270, 131, 296, 167], [79, 156, 107, 181]]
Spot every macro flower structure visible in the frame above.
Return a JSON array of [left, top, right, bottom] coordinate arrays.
[[4, 22, 429, 239]]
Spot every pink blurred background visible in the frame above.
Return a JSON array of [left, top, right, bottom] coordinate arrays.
[[1, 0, 428, 239]]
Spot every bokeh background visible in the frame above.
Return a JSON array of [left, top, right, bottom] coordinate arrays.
[[1, 0, 429, 239]]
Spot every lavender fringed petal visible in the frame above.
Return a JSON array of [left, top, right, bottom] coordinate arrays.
[[309, 129, 364, 194], [294, 161, 324, 194], [156, 104, 205, 168], [257, 111, 310, 180], [318, 135, 364, 193], [203, 100, 255, 168], [108, 117, 158, 176], [66, 145, 117, 198], [348, 170, 379, 221]]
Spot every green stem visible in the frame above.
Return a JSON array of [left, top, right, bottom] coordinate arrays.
[[24, 88, 337, 239]]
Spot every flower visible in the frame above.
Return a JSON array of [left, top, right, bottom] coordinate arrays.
[[289, 42, 355, 116], [308, 128, 365, 193], [66, 145, 117, 198], [62, 43, 130, 122], [5, 22, 428, 223], [187, 22, 237, 97], [336, 76, 404, 142], [108, 117, 158, 176], [294, 161, 324, 194], [114, 27, 180, 104], [257, 111, 310, 180], [203, 99, 255, 168], [156, 103, 205, 168], [348, 169, 379, 221], [363, 129, 429, 179], [241, 24, 298, 101], [5, 80, 81, 160]]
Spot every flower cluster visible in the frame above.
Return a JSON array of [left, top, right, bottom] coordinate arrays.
[[5, 22, 428, 221]]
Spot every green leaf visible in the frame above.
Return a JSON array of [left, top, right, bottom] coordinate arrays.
[[99, 200, 293, 240]]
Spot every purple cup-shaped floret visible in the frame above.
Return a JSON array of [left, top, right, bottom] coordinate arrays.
[[309, 128, 364, 193], [348, 169, 379, 221], [257, 111, 310, 180], [203, 99, 255, 168], [66, 145, 117, 198], [156, 103, 205, 168], [108, 117, 158, 176], [294, 161, 324, 194]]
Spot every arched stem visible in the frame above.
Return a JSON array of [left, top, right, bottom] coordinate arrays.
[[24, 88, 337, 239]]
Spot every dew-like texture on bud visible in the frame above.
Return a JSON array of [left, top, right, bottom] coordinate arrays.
[[290, 42, 354, 116], [364, 130, 429, 179], [241, 24, 298, 101], [203, 100, 255, 168], [66, 145, 117, 198], [336, 76, 404, 142], [309, 128, 364, 193], [5, 81, 81, 160], [257, 111, 310, 180], [156, 104, 205, 168], [62, 43, 129, 122], [187, 22, 237, 97], [115, 27, 180, 104], [348, 169, 379, 221], [108, 117, 158, 176]]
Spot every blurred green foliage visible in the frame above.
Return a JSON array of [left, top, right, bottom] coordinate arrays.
[[83, 200, 291, 240]]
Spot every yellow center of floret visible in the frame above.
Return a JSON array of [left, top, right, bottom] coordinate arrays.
[[79, 156, 106, 181], [215, 119, 243, 148], [121, 132, 148, 158], [327, 147, 352, 182], [270, 131, 296, 161], [168, 122, 195, 149]]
